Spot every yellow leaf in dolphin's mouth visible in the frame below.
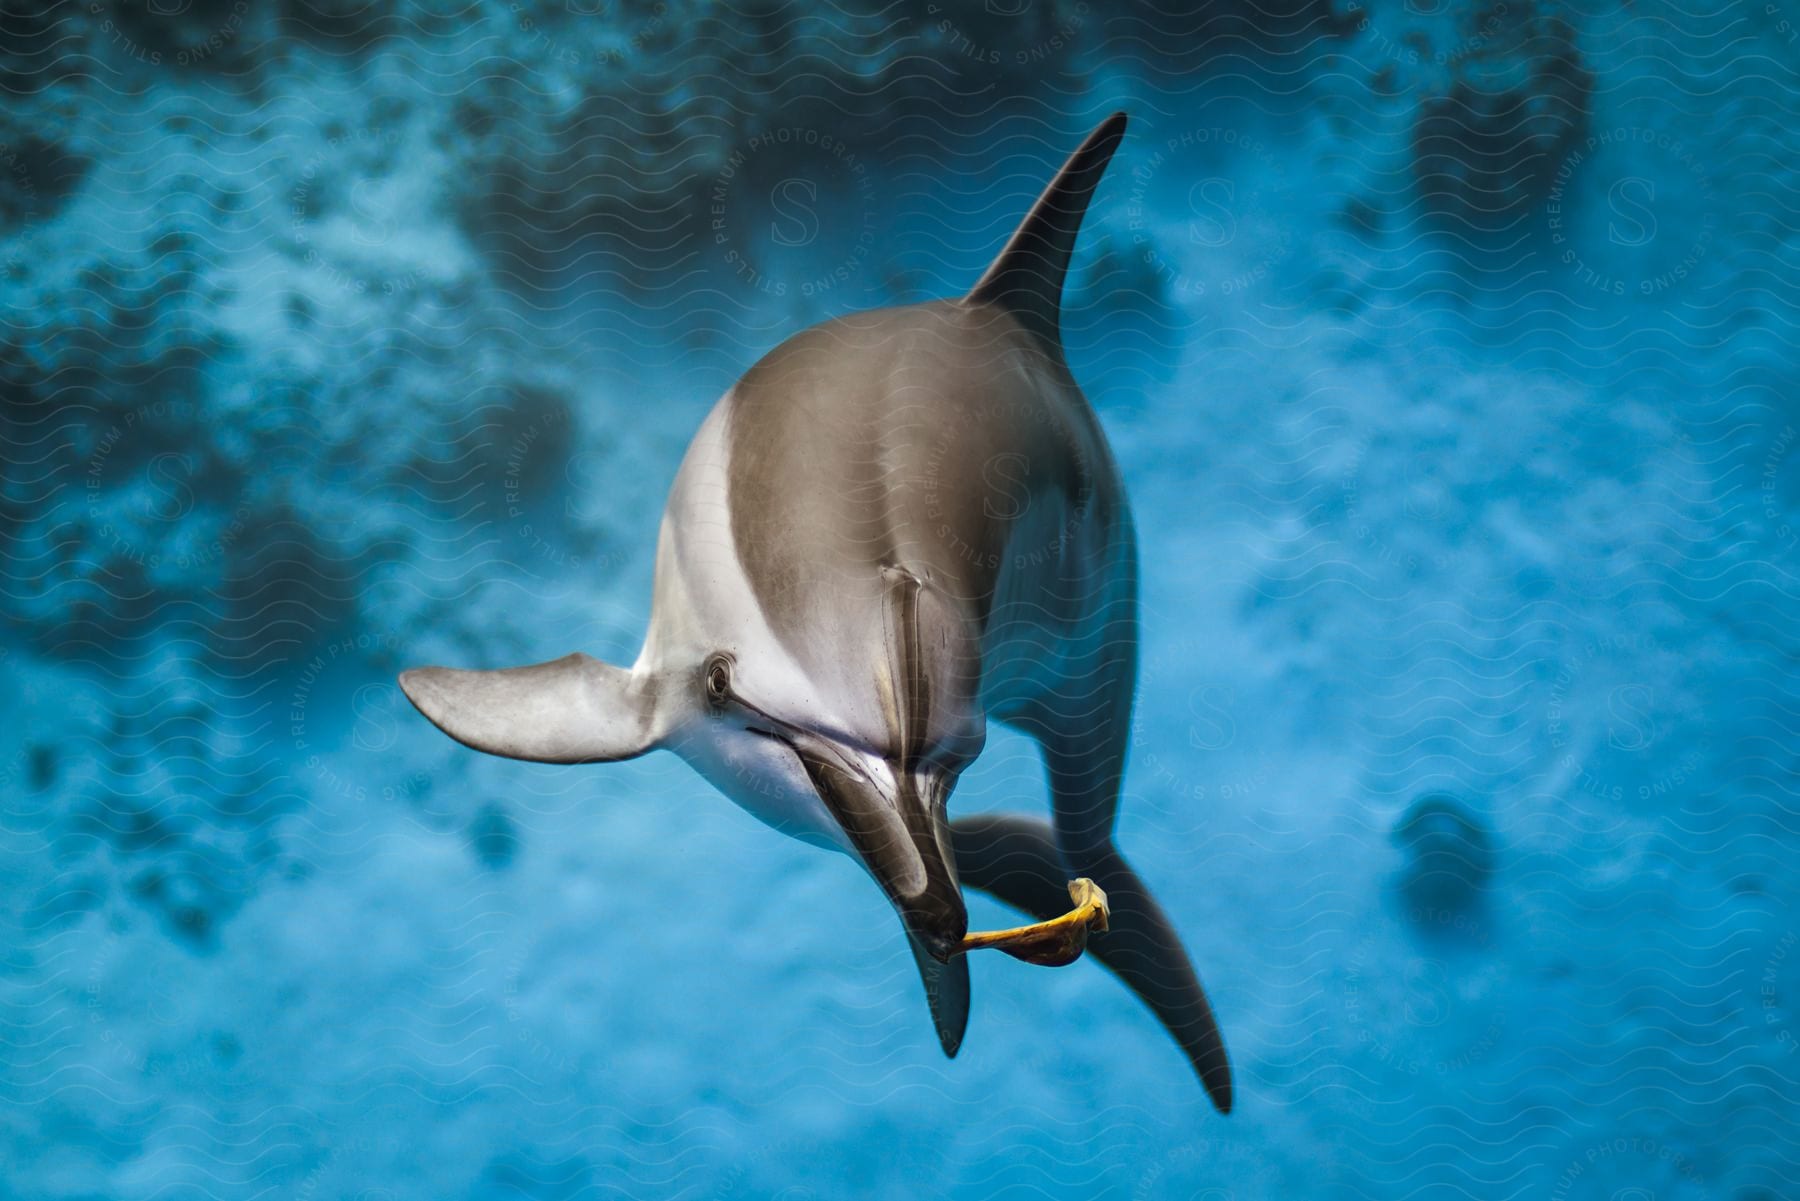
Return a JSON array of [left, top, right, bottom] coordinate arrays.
[[956, 878, 1110, 967]]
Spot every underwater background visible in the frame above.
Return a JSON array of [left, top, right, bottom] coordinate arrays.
[[2, 0, 1796, 1196]]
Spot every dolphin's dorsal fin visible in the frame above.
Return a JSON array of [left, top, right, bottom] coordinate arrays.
[[964, 111, 1128, 347]]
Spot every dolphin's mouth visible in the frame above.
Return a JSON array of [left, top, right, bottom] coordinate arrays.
[[793, 745, 968, 962], [744, 709, 1110, 967]]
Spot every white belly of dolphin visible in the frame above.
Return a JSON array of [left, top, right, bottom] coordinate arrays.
[[645, 391, 855, 850]]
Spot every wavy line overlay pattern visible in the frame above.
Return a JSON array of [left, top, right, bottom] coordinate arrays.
[[1, 0, 1795, 1197]]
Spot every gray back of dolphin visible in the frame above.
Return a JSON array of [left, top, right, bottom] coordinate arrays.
[[721, 299, 1121, 750], [398, 112, 1233, 1112]]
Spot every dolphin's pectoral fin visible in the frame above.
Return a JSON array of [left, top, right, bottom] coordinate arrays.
[[950, 814, 1234, 1114], [398, 653, 657, 765], [907, 930, 970, 1058]]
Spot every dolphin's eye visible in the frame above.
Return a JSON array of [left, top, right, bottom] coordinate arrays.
[[703, 653, 733, 710]]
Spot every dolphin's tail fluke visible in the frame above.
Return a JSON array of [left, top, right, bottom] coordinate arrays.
[[908, 931, 971, 1058], [964, 111, 1128, 348], [950, 813, 1234, 1113]]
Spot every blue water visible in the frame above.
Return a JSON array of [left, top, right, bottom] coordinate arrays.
[[3, 2, 1796, 1197]]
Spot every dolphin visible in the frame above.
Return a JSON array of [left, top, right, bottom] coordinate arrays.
[[399, 112, 1233, 1111]]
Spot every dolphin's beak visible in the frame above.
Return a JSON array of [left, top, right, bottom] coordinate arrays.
[[795, 746, 967, 962]]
